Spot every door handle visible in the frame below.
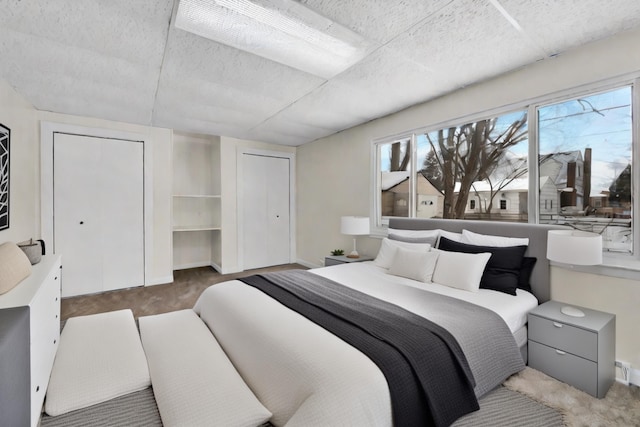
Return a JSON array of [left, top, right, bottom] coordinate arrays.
[[79, 221, 84, 225], [553, 322, 563, 328]]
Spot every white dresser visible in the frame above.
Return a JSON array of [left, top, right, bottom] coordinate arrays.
[[0, 255, 62, 426]]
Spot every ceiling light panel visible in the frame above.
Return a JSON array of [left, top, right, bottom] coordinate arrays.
[[175, 0, 374, 78]]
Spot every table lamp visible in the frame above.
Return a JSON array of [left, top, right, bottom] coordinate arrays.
[[340, 216, 370, 258], [546, 229, 602, 317]]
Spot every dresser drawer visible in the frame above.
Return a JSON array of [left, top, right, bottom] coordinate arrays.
[[529, 340, 598, 396], [529, 315, 597, 361]]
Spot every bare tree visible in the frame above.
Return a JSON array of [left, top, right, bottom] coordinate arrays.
[[423, 113, 527, 219]]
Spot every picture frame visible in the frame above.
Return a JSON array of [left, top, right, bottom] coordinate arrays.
[[0, 123, 10, 230]]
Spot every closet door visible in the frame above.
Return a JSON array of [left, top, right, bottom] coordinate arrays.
[[241, 154, 290, 270], [53, 133, 144, 297]]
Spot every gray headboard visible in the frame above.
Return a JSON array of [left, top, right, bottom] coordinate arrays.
[[388, 218, 566, 303]]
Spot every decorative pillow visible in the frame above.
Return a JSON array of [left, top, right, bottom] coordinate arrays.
[[431, 249, 491, 292], [438, 237, 527, 295], [435, 230, 464, 247], [461, 229, 529, 247], [387, 247, 439, 283], [518, 257, 537, 293], [388, 228, 439, 246], [0, 242, 32, 295], [374, 238, 431, 269]]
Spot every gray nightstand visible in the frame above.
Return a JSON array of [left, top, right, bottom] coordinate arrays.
[[528, 301, 615, 398], [324, 255, 374, 266]]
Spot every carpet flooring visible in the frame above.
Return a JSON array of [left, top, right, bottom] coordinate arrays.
[[59, 264, 640, 426]]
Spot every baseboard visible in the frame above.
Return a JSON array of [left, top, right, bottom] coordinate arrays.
[[629, 367, 640, 387], [616, 366, 640, 387], [145, 275, 173, 286], [210, 262, 222, 273], [173, 261, 212, 270]]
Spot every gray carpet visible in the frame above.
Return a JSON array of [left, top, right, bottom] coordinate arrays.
[[41, 387, 161, 427], [454, 386, 562, 427], [41, 384, 562, 427]]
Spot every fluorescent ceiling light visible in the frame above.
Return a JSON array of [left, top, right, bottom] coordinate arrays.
[[175, 0, 373, 79]]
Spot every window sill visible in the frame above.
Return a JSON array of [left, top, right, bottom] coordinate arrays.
[[551, 255, 640, 281]]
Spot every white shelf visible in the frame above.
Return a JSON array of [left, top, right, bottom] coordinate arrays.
[[173, 194, 221, 199], [173, 225, 221, 232], [172, 133, 222, 272]]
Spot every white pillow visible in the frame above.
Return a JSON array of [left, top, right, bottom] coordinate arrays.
[[374, 238, 432, 269], [431, 249, 491, 292], [388, 228, 440, 240], [387, 247, 439, 283], [461, 229, 529, 247]]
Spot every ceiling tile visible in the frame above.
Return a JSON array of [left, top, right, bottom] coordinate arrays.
[[0, 29, 158, 123], [299, 0, 455, 43], [3, 0, 173, 67], [387, 0, 546, 88], [499, 0, 640, 55]]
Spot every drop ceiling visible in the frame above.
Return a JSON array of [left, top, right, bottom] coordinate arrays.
[[1, 0, 640, 146]]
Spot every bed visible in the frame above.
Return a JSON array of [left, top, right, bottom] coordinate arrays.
[[42, 218, 565, 427]]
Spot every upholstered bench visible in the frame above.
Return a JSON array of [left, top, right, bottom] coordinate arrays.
[[139, 309, 272, 427], [45, 310, 151, 416]]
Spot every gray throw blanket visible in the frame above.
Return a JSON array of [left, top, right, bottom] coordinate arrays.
[[241, 271, 484, 427]]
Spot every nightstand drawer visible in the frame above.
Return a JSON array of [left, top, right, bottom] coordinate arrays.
[[529, 341, 598, 396], [529, 315, 597, 361]]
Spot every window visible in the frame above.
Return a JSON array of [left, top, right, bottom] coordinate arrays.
[[372, 81, 636, 258], [377, 137, 411, 219], [538, 86, 633, 253]]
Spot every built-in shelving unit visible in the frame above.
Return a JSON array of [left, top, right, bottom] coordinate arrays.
[[172, 132, 222, 271]]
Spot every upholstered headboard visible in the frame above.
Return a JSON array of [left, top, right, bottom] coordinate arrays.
[[388, 218, 566, 303]]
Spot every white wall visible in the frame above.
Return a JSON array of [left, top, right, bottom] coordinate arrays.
[[0, 79, 39, 244], [297, 28, 640, 372], [219, 136, 296, 273], [37, 111, 173, 286]]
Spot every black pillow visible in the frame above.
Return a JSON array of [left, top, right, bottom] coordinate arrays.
[[518, 257, 537, 293], [437, 237, 527, 295]]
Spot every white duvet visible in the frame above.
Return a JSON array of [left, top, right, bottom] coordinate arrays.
[[194, 262, 538, 427]]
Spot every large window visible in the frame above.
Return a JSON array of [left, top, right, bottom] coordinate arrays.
[[538, 87, 633, 253], [373, 82, 635, 256], [416, 110, 528, 221]]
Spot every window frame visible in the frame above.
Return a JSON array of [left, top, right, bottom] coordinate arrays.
[[371, 74, 640, 274]]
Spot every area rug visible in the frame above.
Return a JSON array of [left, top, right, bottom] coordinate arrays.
[[504, 367, 640, 426]]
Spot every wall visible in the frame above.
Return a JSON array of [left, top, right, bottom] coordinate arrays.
[[219, 136, 296, 273], [37, 111, 173, 286], [0, 79, 39, 244], [297, 28, 640, 374]]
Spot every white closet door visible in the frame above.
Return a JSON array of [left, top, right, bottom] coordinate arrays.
[[53, 134, 103, 296], [53, 133, 144, 296], [100, 139, 144, 291], [242, 154, 290, 270]]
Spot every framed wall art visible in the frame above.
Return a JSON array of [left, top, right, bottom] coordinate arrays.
[[0, 123, 9, 230]]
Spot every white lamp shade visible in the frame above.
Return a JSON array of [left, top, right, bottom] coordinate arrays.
[[340, 216, 370, 235], [546, 230, 603, 265]]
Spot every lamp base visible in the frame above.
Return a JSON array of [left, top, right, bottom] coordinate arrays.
[[346, 251, 360, 259], [561, 306, 585, 317]]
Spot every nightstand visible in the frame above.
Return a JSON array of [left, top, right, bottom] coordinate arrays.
[[528, 301, 615, 398], [324, 255, 374, 266]]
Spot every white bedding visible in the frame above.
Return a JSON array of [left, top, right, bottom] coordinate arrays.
[[312, 261, 539, 333], [194, 262, 538, 426]]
